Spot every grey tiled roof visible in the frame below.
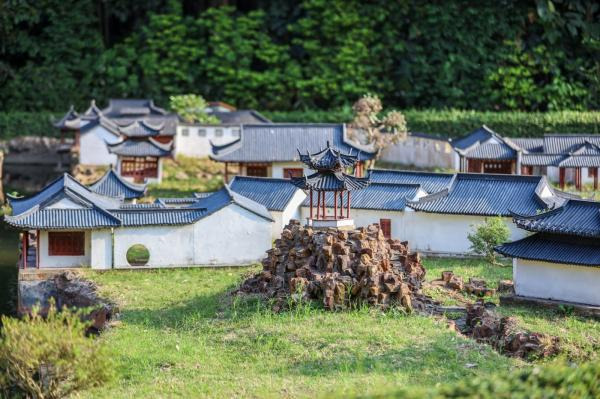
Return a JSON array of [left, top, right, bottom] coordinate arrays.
[[301, 183, 421, 211], [291, 172, 371, 191], [53, 106, 80, 130], [543, 135, 600, 154], [451, 125, 498, 151], [101, 99, 168, 117], [5, 208, 120, 229], [229, 176, 300, 211], [107, 138, 172, 157], [511, 138, 544, 152], [521, 154, 564, 166], [5, 172, 271, 229], [88, 169, 147, 200], [155, 197, 200, 207], [495, 233, 600, 267], [559, 156, 600, 167], [464, 143, 516, 160], [118, 120, 165, 138], [211, 124, 375, 163], [368, 169, 454, 194], [513, 199, 600, 237], [212, 110, 271, 124], [193, 186, 273, 221], [407, 173, 560, 216]]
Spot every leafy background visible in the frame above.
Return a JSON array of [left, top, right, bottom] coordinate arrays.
[[0, 0, 598, 113]]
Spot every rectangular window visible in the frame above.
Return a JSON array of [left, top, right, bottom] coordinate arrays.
[[379, 219, 392, 239], [181, 128, 189, 137], [283, 168, 304, 178], [231, 128, 240, 137], [246, 165, 268, 177], [215, 129, 224, 137], [48, 232, 85, 256], [198, 129, 207, 137]]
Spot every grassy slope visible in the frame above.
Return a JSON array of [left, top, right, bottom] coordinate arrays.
[[79, 266, 518, 398]]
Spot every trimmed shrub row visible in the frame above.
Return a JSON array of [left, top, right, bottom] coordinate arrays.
[[1, 110, 600, 140], [266, 109, 600, 138]]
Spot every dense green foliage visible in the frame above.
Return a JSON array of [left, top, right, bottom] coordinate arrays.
[[401, 360, 600, 398], [0, 304, 113, 398], [1, 1, 598, 112], [169, 94, 219, 123], [2, 109, 600, 140]]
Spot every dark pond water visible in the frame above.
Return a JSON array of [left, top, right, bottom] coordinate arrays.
[[0, 164, 61, 316]]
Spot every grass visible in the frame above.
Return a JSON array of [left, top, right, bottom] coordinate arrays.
[[68, 259, 600, 397], [77, 267, 520, 398], [145, 156, 225, 199]]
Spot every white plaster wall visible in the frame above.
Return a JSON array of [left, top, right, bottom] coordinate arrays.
[[402, 211, 527, 255], [271, 162, 311, 179], [514, 258, 600, 306], [174, 125, 240, 157], [546, 166, 594, 185], [193, 204, 272, 265], [91, 230, 112, 270], [79, 125, 119, 166], [380, 135, 454, 169], [113, 224, 195, 268], [39, 230, 91, 268], [299, 206, 406, 238]]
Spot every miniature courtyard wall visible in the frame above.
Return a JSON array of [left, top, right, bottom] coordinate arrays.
[[270, 189, 307, 239], [110, 204, 272, 268], [79, 124, 119, 165], [380, 134, 454, 169], [513, 258, 600, 305], [402, 211, 528, 255], [174, 124, 240, 158]]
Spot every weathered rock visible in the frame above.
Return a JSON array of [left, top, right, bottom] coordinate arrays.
[[464, 302, 559, 359], [497, 279, 515, 293], [446, 275, 464, 291], [238, 221, 426, 312]]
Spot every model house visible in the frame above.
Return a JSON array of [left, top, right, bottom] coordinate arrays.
[[453, 125, 600, 190], [210, 124, 376, 182], [175, 110, 270, 158], [228, 176, 306, 239], [404, 173, 565, 255], [55, 99, 177, 183], [496, 199, 600, 306], [368, 169, 454, 194], [5, 174, 273, 269]]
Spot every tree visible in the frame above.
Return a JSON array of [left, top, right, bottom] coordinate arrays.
[[348, 94, 408, 163], [467, 216, 510, 264], [169, 94, 219, 124]]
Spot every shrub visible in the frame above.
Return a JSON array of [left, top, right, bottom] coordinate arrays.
[[467, 216, 510, 264], [0, 303, 113, 399]]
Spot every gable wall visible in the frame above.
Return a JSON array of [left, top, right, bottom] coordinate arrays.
[[175, 125, 240, 158], [79, 125, 119, 166], [380, 135, 454, 169], [514, 258, 600, 306]]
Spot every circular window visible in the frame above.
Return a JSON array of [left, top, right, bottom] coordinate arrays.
[[126, 244, 150, 267]]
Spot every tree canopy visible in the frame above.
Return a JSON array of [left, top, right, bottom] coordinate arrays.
[[1, 0, 598, 112]]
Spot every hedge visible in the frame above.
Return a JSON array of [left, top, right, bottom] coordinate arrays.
[[1, 110, 600, 140], [389, 360, 600, 399], [266, 109, 600, 138]]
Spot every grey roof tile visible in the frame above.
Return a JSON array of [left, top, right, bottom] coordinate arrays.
[[107, 138, 172, 157], [368, 169, 454, 194], [211, 124, 375, 162], [464, 143, 516, 160], [513, 199, 600, 237], [229, 176, 300, 211], [407, 173, 559, 216], [88, 169, 147, 200], [495, 233, 600, 267]]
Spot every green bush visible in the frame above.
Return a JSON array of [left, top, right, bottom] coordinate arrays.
[[0, 303, 114, 399], [266, 109, 600, 138], [468, 216, 510, 264], [0, 112, 61, 140]]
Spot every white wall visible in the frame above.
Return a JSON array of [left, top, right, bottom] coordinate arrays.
[[299, 206, 406, 237], [175, 125, 240, 158], [113, 224, 195, 268], [271, 162, 311, 179], [514, 258, 600, 306], [546, 166, 596, 185], [39, 230, 91, 268], [91, 230, 113, 270], [402, 211, 527, 255], [381, 135, 454, 170], [193, 204, 272, 265], [79, 125, 119, 166]]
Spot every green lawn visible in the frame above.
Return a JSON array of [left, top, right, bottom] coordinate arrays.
[[74, 258, 600, 398]]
